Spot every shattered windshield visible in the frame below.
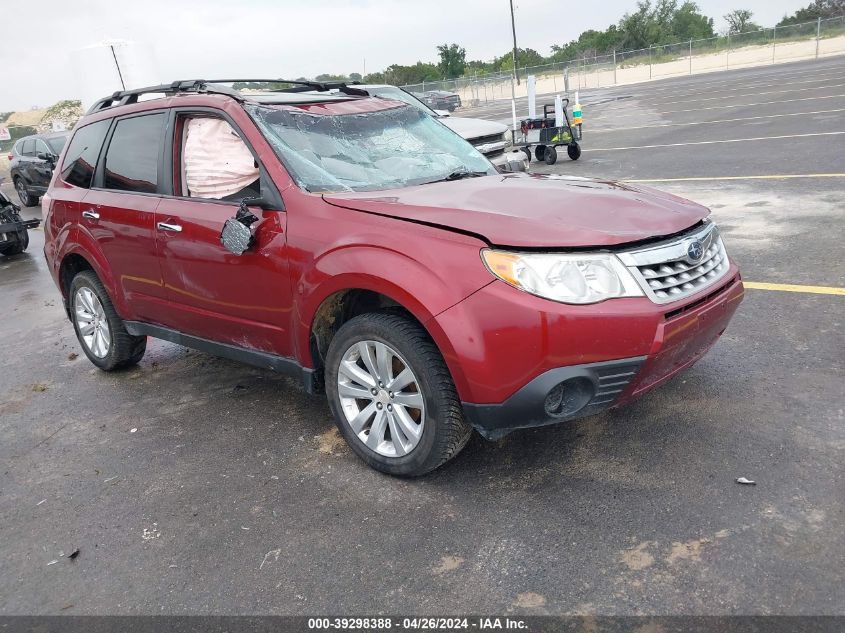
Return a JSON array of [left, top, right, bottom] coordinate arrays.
[[247, 103, 494, 193]]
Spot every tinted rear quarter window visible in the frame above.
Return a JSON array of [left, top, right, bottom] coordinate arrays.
[[21, 139, 35, 156], [103, 113, 165, 194], [61, 120, 111, 188]]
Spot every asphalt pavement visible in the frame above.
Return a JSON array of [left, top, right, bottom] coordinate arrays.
[[1, 56, 843, 616]]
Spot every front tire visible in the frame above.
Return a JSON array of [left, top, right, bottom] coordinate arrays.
[[567, 142, 582, 160], [325, 312, 472, 476], [69, 270, 147, 371], [14, 177, 35, 207]]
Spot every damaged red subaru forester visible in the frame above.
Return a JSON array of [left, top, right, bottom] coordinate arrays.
[[43, 80, 743, 476]]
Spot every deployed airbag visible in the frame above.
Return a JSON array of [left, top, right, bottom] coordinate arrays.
[[184, 118, 259, 199]]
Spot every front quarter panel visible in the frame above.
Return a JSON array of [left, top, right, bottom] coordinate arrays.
[[288, 193, 493, 393]]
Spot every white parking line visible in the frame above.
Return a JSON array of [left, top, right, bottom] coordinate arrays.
[[613, 72, 845, 104], [589, 108, 845, 133], [589, 131, 845, 152], [626, 63, 845, 94], [630, 82, 845, 108], [593, 93, 845, 119], [626, 173, 845, 182]]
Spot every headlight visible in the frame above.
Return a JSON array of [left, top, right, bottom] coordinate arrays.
[[482, 249, 644, 304], [502, 130, 513, 148]]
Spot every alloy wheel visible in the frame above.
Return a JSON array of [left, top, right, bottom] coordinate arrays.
[[16, 180, 29, 206], [74, 287, 111, 358], [337, 340, 425, 457]]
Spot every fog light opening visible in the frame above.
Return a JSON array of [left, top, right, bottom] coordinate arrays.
[[544, 377, 594, 418]]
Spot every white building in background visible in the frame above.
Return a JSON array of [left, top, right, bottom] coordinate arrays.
[[70, 40, 160, 110]]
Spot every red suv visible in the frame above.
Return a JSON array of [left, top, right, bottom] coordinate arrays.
[[43, 80, 744, 476]]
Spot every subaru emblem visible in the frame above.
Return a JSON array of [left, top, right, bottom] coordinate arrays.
[[687, 239, 704, 261]]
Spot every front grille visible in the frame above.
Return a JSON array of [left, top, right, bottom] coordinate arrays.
[[618, 222, 730, 304], [472, 133, 505, 146]]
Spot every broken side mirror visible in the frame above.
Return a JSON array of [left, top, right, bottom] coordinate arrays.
[[220, 197, 264, 255]]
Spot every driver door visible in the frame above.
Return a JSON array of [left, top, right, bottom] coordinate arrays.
[[155, 110, 293, 357]]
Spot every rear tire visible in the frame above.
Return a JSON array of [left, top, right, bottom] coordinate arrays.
[[14, 177, 35, 207], [534, 145, 546, 162], [69, 270, 147, 371], [567, 142, 582, 160], [325, 312, 472, 476], [544, 146, 558, 165]]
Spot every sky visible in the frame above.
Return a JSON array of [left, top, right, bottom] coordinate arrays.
[[1, 0, 809, 111]]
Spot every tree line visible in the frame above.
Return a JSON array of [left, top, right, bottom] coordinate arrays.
[[332, 0, 843, 86]]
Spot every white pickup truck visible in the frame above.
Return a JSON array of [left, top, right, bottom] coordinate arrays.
[[353, 85, 528, 173]]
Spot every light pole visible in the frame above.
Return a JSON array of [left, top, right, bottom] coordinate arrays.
[[509, 0, 519, 86]]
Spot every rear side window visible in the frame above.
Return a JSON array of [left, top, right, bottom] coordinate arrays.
[[103, 114, 165, 194], [21, 139, 35, 156], [61, 120, 110, 188]]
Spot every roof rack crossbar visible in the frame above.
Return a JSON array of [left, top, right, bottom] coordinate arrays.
[[86, 78, 368, 114]]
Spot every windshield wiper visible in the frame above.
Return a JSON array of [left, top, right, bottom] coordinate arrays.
[[425, 169, 489, 184]]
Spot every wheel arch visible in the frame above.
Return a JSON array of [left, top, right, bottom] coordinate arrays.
[[303, 282, 472, 400], [58, 244, 124, 319]]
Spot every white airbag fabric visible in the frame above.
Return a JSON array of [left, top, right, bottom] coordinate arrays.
[[184, 118, 259, 198]]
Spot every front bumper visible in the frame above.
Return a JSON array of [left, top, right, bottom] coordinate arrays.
[[488, 149, 530, 172], [434, 268, 744, 439]]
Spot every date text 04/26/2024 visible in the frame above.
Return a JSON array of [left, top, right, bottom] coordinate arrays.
[[307, 618, 528, 630]]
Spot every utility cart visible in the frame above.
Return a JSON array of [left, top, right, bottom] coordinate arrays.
[[513, 100, 581, 165]]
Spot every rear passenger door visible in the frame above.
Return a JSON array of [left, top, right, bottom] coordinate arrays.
[[81, 111, 170, 324], [17, 138, 36, 186], [153, 109, 293, 357]]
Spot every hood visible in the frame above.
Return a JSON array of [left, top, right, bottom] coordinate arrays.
[[440, 116, 507, 142], [323, 173, 709, 248]]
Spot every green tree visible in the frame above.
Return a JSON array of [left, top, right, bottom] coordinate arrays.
[[671, 2, 715, 39], [367, 62, 440, 86], [724, 9, 755, 33], [348, 72, 362, 82], [314, 73, 348, 82], [498, 47, 545, 71], [436, 43, 467, 79], [778, 0, 845, 26], [619, 1, 662, 49]]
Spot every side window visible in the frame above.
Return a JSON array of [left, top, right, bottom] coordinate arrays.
[[61, 120, 110, 188], [179, 116, 260, 201], [103, 113, 166, 193], [21, 139, 35, 157], [35, 139, 51, 157]]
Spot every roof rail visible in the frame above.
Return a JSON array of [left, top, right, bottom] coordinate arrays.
[[86, 80, 240, 114], [86, 78, 369, 114], [207, 79, 367, 96]]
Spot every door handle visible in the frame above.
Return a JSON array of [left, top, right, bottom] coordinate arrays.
[[81, 210, 100, 220], [157, 222, 183, 233]]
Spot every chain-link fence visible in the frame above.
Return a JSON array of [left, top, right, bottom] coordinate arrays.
[[402, 15, 845, 107]]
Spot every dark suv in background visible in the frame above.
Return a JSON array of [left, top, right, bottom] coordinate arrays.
[[9, 132, 68, 206], [416, 90, 462, 111]]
